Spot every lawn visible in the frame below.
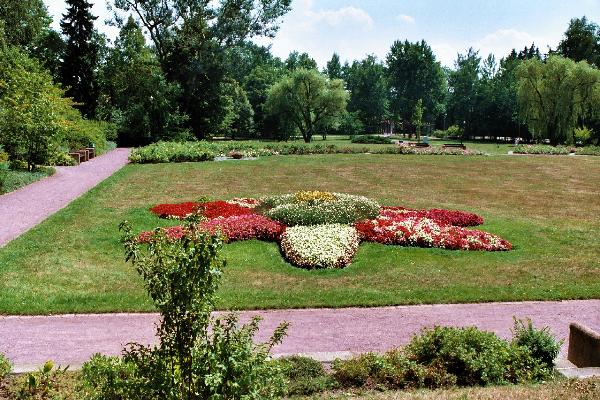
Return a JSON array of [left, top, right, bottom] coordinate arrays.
[[0, 153, 599, 314]]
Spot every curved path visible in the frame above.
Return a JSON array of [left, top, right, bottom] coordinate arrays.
[[0, 148, 130, 247], [1, 300, 598, 372]]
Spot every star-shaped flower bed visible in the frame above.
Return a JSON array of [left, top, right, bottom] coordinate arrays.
[[141, 191, 512, 269]]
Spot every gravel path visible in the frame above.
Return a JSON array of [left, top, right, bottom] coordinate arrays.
[[0, 148, 130, 247], [1, 300, 598, 372]]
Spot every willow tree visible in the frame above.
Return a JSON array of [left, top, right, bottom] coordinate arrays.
[[516, 55, 600, 144], [266, 69, 348, 143]]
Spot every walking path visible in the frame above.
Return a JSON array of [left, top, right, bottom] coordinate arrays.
[[0, 148, 130, 247], [1, 300, 598, 372]]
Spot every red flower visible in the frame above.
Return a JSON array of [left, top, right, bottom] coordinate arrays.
[[200, 214, 285, 242], [197, 201, 255, 219], [150, 202, 201, 219]]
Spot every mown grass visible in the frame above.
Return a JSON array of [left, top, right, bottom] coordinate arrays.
[[0, 154, 599, 314]]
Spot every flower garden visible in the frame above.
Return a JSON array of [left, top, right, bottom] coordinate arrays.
[[141, 191, 512, 270]]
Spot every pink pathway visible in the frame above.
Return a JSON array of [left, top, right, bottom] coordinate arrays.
[[1, 300, 598, 371], [0, 148, 130, 247]]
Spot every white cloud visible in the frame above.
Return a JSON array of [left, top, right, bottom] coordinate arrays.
[[397, 14, 415, 24], [300, 3, 374, 31]]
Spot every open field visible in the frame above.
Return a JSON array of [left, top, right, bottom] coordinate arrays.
[[0, 154, 599, 314]]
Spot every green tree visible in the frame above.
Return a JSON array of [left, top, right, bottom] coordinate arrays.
[[0, 0, 51, 49], [345, 55, 388, 133], [60, 0, 100, 118], [285, 51, 318, 71], [244, 64, 285, 138], [516, 55, 600, 144], [98, 16, 188, 146], [218, 78, 255, 139], [447, 48, 480, 135], [325, 53, 343, 79], [266, 69, 349, 143], [412, 98, 424, 142], [557, 16, 600, 67], [386, 40, 446, 125], [0, 47, 74, 169]]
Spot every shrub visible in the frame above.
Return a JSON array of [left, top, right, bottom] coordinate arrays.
[[277, 356, 336, 396], [513, 145, 571, 155], [263, 192, 381, 226], [112, 222, 288, 400], [81, 354, 142, 400], [350, 135, 392, 144], [405, 326, 514, 386], [0, 352, 11, 379], [576, 146, 600, 156], [511, 318, 562, 370], [128, 141, 216, 163], [574, 126, 593, 145]]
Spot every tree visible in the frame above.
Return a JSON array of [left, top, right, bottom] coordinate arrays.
[[60, 0, 100, 118], [266, 69, 349, 143], [345, 55, 388, 133], [285, 51, 317, 71], [244, 63, 284, 138], [412, 99, 424, 142], [0, 0, 51, 49], [447, 48, 481, 135], [98, 16, 188, 146], [325, 53, 343, 79], [0, 47, 74, 169], [516, 55, 600, 145], [386, 40, 446, 125], [557, 16, 600, 67], [218, 78, 255, 139]]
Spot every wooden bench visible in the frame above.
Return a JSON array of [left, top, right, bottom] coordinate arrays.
[[415, 143, 430, 148], [443, 143, 466, 150]]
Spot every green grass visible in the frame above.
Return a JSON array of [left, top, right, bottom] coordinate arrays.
[[0, 154, 599, 314], [0, 164, 54, 194]]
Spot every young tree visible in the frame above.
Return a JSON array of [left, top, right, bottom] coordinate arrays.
[[557, 16, 600, 67], [516, 55, 600, 144], [386, 40, 446, 125], [60, 0, 99, 118], [345, 55, 388, 133], [266, 69, 349, 142]]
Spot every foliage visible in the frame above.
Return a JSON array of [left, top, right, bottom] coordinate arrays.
[[412, 99, 424, 142], [513, 145, 572, 155], [81, 354, 141, 400], [262, 192, 380, 226], [267, 69, 349, 143], [0, 164, 54, 194], [351, 135, 392, 144], [128, 141, 216, 163], [114, 221, 288, 400], [0, 352, 11, 379], [511, 318, 562, 370], [60, 0, 100, 118], [17, 360, 71, 399], [574, 125, 594, 144], [386, 40, 446, 124], [434, 125, 463, 139], [98, 16, 188, 146], [557, 16, 600, 67], [277, 356, 338, 395], [447, 48, 481, 135], [576, 145, 600, 155], [280, 223, 361, 269], [516, 55, 600, 145], [218, 78, 255, 139], [0, 0, 51, 49]]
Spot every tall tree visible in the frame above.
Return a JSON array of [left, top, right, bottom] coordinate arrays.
[[285, 51, 317, 71], [60, 0, 99, 118], [266, 69, 348, 142], [447, 48, 481, 135], [557, 16, 600, 67], [386, 40, 446, 125], [345, 55, 388, 133], [516, 55, 600, 145], [325, 53, 343, 79]]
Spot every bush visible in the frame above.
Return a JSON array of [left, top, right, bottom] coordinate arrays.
[[513, 145, 571, 155], [350, 135, 392, 144], [574, 126, 593, 145], [0, 352, 11, 379], [262, 192, 381, 226], [92, 221, 289, 400], [128, 141, 216, 163], [276, 356, 338, 396], [576, 146, 600, 156], [511, 318, 562, 370], [434, 125, 463, 139]]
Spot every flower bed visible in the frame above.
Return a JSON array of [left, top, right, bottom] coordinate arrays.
[[141, 192, 512, 269]]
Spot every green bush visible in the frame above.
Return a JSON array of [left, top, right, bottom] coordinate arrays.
[[350, 135, 392, 144], [129, 141, 216, 163], [0, 165, 54, 194], [0, 353, 11, 379], [81, 354, 145, 400], [576, 146, 600, 156], [511, 318, 562, 370], [277, 356, 337, 396], [262, 192, 381, 226], [513, 145, 571, 155]]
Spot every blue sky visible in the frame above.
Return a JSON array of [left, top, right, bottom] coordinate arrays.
[[45, 0, 600, 67]]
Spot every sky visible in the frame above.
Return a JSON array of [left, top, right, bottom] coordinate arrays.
[[45, 0, 600, 67]]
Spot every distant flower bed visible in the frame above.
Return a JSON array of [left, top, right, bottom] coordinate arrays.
[[129, 141, 484, 163], [140, 192, 512, 269], [513, 145, 572, 155]]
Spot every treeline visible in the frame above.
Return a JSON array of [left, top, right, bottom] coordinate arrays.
[[1, 1, 600, 160]]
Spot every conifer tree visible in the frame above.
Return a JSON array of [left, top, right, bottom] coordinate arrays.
[[60, 0, 98, 118]]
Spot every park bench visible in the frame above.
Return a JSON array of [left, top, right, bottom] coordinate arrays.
[[442, 143, 466, 150], [68, 147, 96, 164]]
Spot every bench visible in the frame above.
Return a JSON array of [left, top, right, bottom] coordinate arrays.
[[568, 323, 600, 367], [443, 143, 466, 150], [415, 143, 430, 148], [68, 148, 95, 164]]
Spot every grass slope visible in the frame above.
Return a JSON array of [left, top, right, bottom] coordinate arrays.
[[0, 154, 599, 314]]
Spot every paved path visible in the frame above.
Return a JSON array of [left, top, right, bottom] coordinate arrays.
[[1, 300, 598, 372], [0, 148, 130, 247]]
